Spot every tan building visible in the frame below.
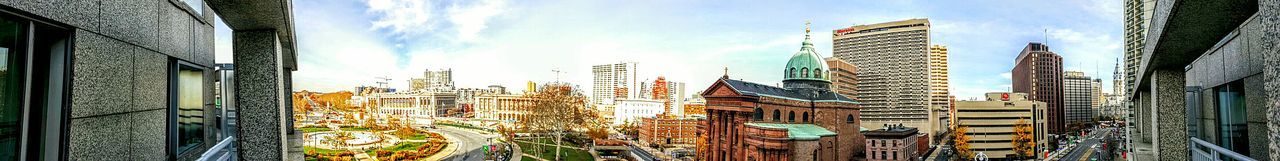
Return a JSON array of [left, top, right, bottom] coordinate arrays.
[[954, 92, 1048, 160], [825, 57, 857, 99], [833, 18, 944, 144], [928, 45, 952, 130], [473, 94, 535, 123], [638, 116, 699, 146]]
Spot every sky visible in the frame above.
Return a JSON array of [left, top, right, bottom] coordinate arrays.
[[214, 0, 1124, 100]]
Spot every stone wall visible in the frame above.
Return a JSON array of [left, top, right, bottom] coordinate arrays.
[[1261, 0, 1280, 160], [0, 0, 219, 160]]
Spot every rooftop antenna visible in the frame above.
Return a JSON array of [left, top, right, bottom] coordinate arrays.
[[1043, 29, 1049, 46]]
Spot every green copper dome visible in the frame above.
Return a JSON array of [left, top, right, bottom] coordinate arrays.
[[783, 23, 830, 82]]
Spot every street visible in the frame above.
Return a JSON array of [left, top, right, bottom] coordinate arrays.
[[433, 126, 500, 161], [1058, 128, 1114, 161]]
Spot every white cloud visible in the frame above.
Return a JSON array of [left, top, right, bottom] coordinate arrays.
[[447, 0, 506, 42], [366, 0, 435, 35], [1000, 72, 1012, 79]]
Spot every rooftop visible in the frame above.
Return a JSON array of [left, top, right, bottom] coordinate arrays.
[[721, 78, 857, 103], [745, 123, 836, 140]]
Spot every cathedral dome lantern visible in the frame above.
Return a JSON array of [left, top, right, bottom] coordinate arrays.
[[783, 21, 832, 90]]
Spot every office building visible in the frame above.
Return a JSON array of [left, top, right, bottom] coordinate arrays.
[[666, 81, 687, 115], [699, 24, 863, 161], [928, 45, 952, 132], [1091, 79, 1103, 117], [1064, 71, 1094, 124], [409, 69, 454, 92], [1011, 42, 1064, 134], [612, 98, 664, 125], [683, 103, 706, 117], [833, 18, 943, 142], [638, 116, 699, 146], [1124, 1, 1277, 160], [592, 62, 638, 105], [864, 125, 921, 161], [825, 57, 857, 99], [0, 0, 300, 160], [473, 94, 535, 123], [954, 92, 1048, 160]]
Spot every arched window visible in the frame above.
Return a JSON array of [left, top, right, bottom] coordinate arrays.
[[846, 115, 855, 123], [801, 68, 809, 78], [772, 109, 781, 121], [814, 69, 822, 78], [802, 112, 809, 122], [788, 111, 795, 123], [789, 68, 796, 78], [752, 108, 763, 121]]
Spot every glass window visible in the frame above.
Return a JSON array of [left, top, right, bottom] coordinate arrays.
[[0, 15, 24, 160], [182, 0, 203, 15], [772, 109, 780, 121], [788, 111, 795, 123], [1215, 82, 1247, 154], [752, 108, 762, 121], [173, 63, 204, 154]]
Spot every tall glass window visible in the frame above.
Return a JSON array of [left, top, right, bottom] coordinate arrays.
[[1215, 82, 1247, 155], [173, 64, 204, 154], [0, 15, 24, 161]]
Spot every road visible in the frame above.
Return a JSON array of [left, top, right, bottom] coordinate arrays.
[[1059, 128, 1114, 161], [433, 126, 499, 161]]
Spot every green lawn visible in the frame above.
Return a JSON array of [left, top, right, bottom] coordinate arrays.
[[339, 126, 370, 131], [304, 146, 347, 155], [516, 142, 592, 161], [383, 142, 427, 151], [523, 138, 582, 147], [300, 127, 331, 133], [402, 133, 429, 140]]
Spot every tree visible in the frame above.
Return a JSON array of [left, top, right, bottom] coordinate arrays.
[[1012, 119, 1035, 159], [954, 126, 974, 160], [343, 113, 357, 125], [517, 83, 594, 161]]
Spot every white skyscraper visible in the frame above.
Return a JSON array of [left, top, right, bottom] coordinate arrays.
[[592, 62, 638, 105]]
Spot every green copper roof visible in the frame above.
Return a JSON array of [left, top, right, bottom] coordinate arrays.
[[783, 23, 830, 82], [745, 123, 836, 140]]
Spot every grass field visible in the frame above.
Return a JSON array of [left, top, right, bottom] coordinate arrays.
[[303, 146, 347, 155], [516, 142, 592, 161], [300, 127, 331, 133]]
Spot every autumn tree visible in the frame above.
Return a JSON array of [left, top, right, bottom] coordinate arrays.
[[316, 91, 355, 110], [954, 126, 974, 160], [517, 83, 595, 161], [1012, 119, 1035, 159]]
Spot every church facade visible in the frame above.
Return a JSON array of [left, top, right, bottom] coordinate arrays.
[[697, 23, 865, 161]]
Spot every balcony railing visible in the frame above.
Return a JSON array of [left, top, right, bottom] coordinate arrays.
[[1190, 137, 1254, 161], [196, 136, 237, 161]]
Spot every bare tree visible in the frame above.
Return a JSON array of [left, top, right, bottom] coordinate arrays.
[[518, 83, 594, 161]]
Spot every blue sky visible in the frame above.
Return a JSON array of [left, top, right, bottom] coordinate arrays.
[[215, 0, 1124, 99]]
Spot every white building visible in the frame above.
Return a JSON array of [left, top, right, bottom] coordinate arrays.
[[358, 92, 457, 120], [666, 82, 686, 115], [612, 99, 664, 125], [592, 62, 638, 105]]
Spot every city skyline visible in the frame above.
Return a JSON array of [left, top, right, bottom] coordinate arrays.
[[212, 0, 1124, 100]]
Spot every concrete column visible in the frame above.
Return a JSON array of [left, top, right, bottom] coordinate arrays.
[[1262, 0, 1280, 160], [1150, 69, 1187, 161], [232, 30, 287, 160], [284, 71, 294, 134]]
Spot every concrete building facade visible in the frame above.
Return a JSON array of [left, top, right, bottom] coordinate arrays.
[[0, 0, 299, 160], [473, 94, 534, 123], [954, 92, 1048, 160], [612, 98, 664, 125], [1011, 42, 1064, 134], [833, 18, 942, 143], [1123, 1, 1279, 160]]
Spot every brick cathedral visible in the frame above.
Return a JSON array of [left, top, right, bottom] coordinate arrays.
[[696, 23, 865, 161]]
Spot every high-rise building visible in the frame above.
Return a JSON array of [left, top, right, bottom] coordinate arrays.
[[699, 23, 864, 161], [666, 81, 687, 115], [526, 81, 538, 93], [833, 18, 942, 141], [1063, 71, 1094, 125], [928, 44, 952, 137], [953, 92, 1048, 160], [1011, 42, 1064, 134], [410, 69, 455, 92], [825, 57, 857, 99], [592, 62, 638, 105], [1091, 78, 1103, 119]]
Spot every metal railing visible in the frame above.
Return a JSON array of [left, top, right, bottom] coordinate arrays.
[[1189, 137, 1254, 161], [196, 136, 237, 161]]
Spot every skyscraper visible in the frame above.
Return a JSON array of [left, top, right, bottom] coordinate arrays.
[[410, 69, 455, 92], [592, 62, 637, 105], [833, 18, 941, 139], [1063, 71, 1094, 125], [1011, 42, 1064, 134], [928, 44, 952, 132], [825, 57, 857, 99], [1091, 78, 1103, 119]]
